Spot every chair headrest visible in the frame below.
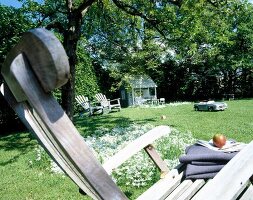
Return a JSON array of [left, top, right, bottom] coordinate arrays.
[[2, 28, 70, 101]]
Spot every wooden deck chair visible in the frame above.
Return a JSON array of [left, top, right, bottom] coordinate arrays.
[[95, 93, 121, 111], [75, 95, 103, 116], [1, 28, 253, 200]]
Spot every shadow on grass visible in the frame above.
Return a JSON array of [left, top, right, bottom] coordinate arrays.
[[0, 111, 157, 165], [0, 131, 37, 166], [74, 113, 157, 137]]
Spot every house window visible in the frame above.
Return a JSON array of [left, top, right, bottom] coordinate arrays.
[[134, 89, 143, 97], [149, 88, 155, 96]]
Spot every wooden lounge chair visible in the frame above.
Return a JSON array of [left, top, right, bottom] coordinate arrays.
[[75, 95, 103, 116], [95, 93, 121, 112], [1, 28, 253, 200]]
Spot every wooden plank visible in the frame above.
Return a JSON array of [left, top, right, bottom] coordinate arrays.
[[136, 164, 185, 200], [226, 180, 250, 200], [18, 60, 126, 200], [239, 184, 253, 200], [176, 179, 206, 200], [144, 144, 169, 178], [1, 28, 127, 200], [103, 125, 172, 174], [1, 84, 95, 196], [165, 180, 193, 200], [2, 28, 69, 98], [192, 141, 253, 200], [95, 93, 110, 108]]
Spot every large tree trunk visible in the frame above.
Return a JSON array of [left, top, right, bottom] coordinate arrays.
[[60, 0, 96, 120], [61, 10, 82, 120]]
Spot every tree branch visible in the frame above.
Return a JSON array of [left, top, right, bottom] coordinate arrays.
[[76, 0, 97, 16], [46, 21, 66, 34], [111, 0, 167, 39]]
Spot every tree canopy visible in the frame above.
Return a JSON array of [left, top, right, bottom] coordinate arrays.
[[0, 0, 253, 121]]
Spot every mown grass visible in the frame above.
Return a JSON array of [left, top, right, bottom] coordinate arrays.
[[75, 99, 253, 142], [0, 99, 252, 199]]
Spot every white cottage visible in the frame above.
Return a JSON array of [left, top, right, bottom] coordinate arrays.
[[119, 75, 158, 107]]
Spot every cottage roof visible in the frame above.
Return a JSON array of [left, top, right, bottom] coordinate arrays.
[[129, 76, 157, 88]]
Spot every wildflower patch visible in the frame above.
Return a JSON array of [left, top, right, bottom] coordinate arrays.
[[28, 123, 195, 187]]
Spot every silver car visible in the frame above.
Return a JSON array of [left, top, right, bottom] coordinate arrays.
[[194, 101, 228, 111]]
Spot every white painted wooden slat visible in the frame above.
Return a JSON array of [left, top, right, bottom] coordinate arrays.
[[95, 93, 121, 111], [176, 179, 206, 200], [239, 184, 253, 200], [231, 181, 250, 200], [103, 125, 172, 174], [192, 141, 253, 200], [165, 180, 193, 200], [136, 164, 185, 200]]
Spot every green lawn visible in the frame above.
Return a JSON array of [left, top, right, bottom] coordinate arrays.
[[75, 99, 253, 142], [0, 99, 252, 199]]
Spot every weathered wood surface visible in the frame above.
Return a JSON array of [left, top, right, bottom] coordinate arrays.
[[176, 179, 205, 200], [1, 28, 127, 200], [165, 179, 193, 200], [136, 164, 185, 200], [144, 144, 170, 177], [103, 125, 171, 175], [2, 28, 69, 100]]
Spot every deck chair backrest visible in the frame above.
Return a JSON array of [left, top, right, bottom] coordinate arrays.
[[95, 93, 110, 107], [76, 95, 90, 110], [95, 93, 121, 111], [1, 28, 127, 200]]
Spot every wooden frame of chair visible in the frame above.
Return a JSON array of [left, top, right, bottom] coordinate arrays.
[[75, 95, 103, 116], [2, 28, 252, 200], [95, 93, 121, 111]]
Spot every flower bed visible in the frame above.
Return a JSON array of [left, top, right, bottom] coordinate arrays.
[[29, 123, 195, 187]]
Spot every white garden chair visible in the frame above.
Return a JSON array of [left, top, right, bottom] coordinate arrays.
[[95, 93, 121, 112], [75, 95, 103, 116]]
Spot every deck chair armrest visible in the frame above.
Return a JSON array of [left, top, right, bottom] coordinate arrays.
[[103, 125, 171, 175], [109, 98, 120, 102]]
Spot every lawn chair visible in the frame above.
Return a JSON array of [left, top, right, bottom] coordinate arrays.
[[75, 95, 103, 116], [1, 28, 253, 200], [159, 98, 165, 105], [95, 93, 121, 112]]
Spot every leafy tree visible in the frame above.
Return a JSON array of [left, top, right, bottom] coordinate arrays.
[[0, 4, 34, 133], [0, 4, 34, 64], [75, 38, 100, 99], [2, 0, 253, 122]]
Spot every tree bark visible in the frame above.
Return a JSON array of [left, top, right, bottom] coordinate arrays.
[[61, 8, 82, 120], [61, 0, 95, 120]]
